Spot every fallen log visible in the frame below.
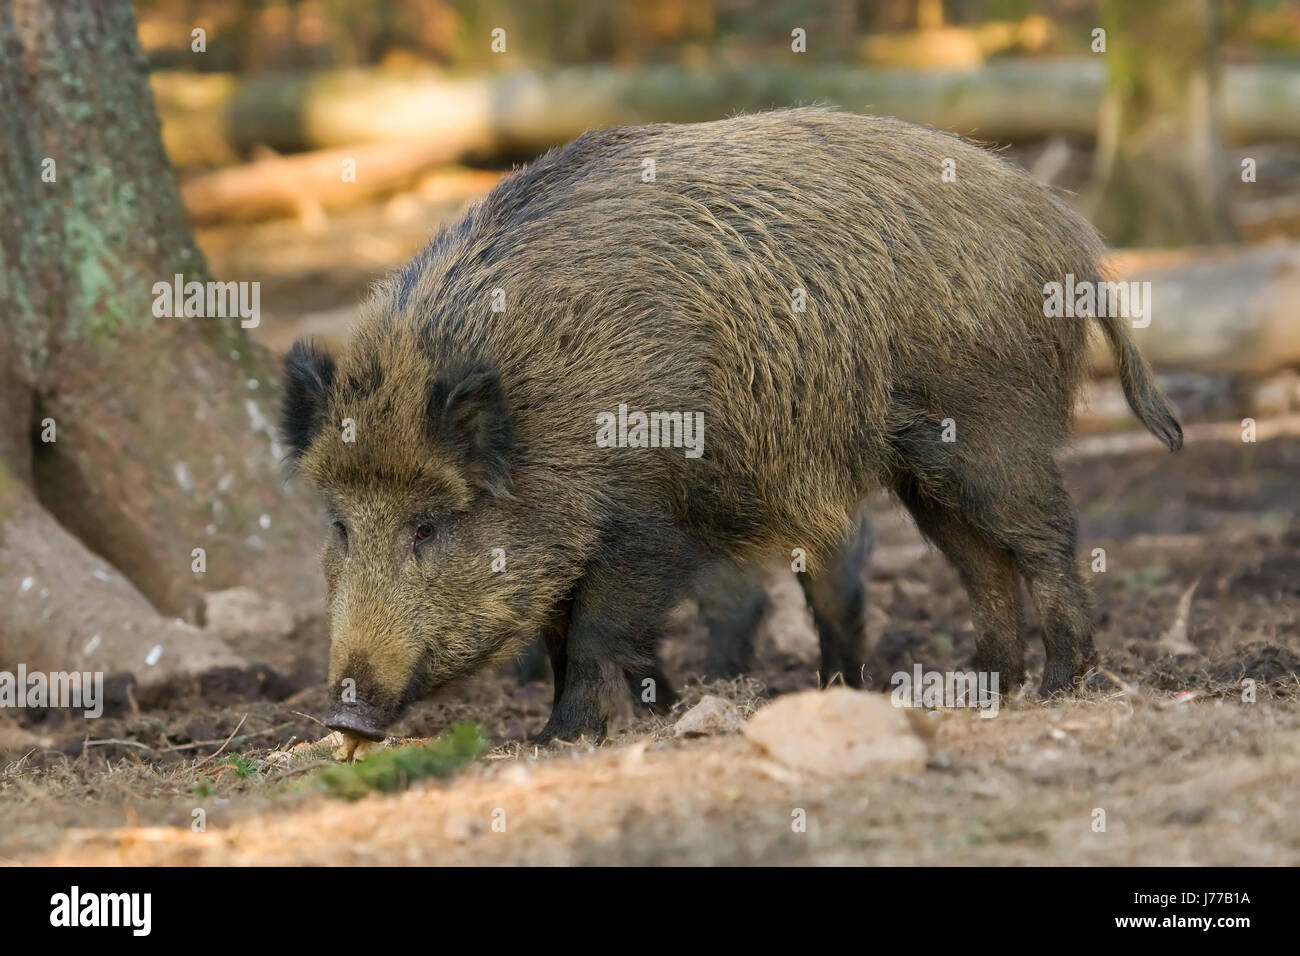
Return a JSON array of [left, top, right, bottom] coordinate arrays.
[[154, 60, 1300, 168], [1064, 412, 1300, 459], [180, 143, 499, 224], [1090, 244, 1300, 376]]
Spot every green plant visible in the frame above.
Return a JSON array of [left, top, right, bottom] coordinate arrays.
[[315, 723, 490, 800]]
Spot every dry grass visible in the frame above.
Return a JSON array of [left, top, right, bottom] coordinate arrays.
[[28, 693, 1300, 866], [6, 435, 1299, 866]]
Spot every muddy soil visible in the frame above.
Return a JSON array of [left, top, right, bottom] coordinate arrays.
[[3, 434, 1297, 865]]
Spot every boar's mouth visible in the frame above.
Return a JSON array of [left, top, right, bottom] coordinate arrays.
[[325, 700, 390, 741]]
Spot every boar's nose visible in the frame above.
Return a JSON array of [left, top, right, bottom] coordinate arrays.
[[325, 707, 387, 741]]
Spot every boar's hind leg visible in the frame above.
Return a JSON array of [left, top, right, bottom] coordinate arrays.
[[798, 506, 877, 689], [894, 479, 1028, 690], [891, 402, 1095, 696], [991, 468, 1098, 695], [535, 518, 704, 744]]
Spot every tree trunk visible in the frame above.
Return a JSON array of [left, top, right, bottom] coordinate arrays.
[[1088, 0, 1236, 246], [0, 0, 322, 685]]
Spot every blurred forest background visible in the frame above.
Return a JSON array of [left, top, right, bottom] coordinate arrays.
[[4, 2, 1300, 867], [140, 0, 1300, 347], [3, 0, 1299, 689]]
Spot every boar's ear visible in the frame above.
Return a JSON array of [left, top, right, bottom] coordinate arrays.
[[280, 339, 336, 461], [427, 361, 513, 496]]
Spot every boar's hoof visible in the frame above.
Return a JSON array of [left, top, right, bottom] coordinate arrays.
[[533, 714, 607, 746], [325, 709, 387, 742], [1038, 659, 1089, 698]]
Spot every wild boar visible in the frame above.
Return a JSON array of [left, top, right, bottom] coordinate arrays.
[[281, 107, 1181, 744]]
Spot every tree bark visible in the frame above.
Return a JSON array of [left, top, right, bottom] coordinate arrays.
[[0, 0, 322, 683]]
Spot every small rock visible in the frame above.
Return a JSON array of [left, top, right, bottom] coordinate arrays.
[[674, 694, 746, 738], [743, 688, 926, 778]]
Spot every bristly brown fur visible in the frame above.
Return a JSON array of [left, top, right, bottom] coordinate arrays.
[[283, 108, 1181, 740]]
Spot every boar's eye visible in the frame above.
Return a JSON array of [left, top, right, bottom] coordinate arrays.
[[413, 521, 439, 551], [332, 520, 349, 550]]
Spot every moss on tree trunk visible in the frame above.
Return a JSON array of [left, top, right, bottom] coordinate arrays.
[[0, 0, 321, 682]]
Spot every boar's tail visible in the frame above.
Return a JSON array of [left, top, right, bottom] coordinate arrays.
[[1094, 313, 1183, 452]]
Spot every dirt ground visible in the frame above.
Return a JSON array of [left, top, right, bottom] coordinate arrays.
[[3, 431, 1297, 866]]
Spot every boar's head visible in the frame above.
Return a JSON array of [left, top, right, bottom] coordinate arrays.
[[280, 330, 543, 741]]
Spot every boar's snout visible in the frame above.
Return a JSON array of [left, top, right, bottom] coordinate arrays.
[[325, 629, 425, 742], [325, 701, 389, 742]]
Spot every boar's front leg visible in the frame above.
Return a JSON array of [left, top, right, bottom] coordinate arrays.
[[623, 662, 676, 715], [535, 516, 705, 744], [798, 504, 876, 689], [535, 646, 623, 744], [695, 558, 767, 679]]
